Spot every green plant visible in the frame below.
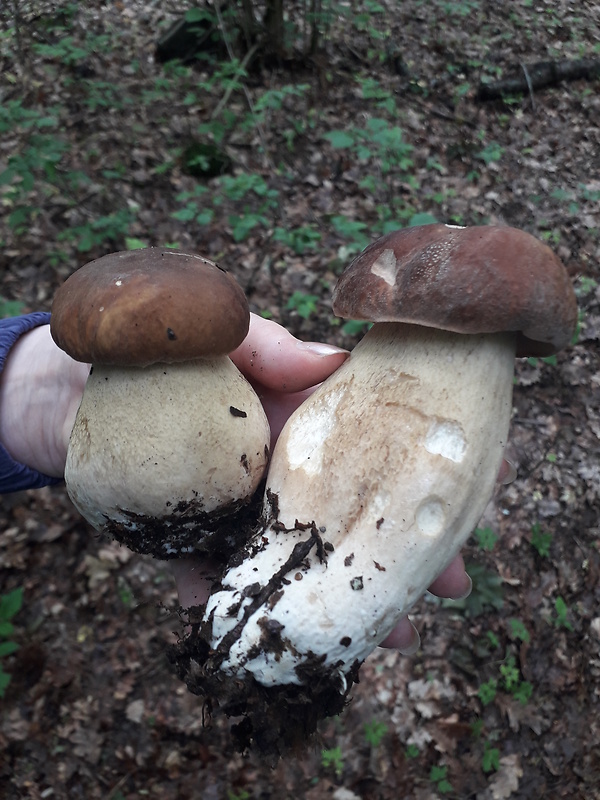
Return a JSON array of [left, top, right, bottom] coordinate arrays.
[[330, 216, 370, 254], [321, 745, 344, 777], [482, 740, 500, 773], [227, 790, 251, 800], [476, 142, 504, 165], [445, 562, 504, 616], [273, 224, 321, 254], [357, 76, 396, 113], [526, 354, 558, 368], [508, 618, 530, 644], [553, 596, 574, 631], [430, 763, 453, 794], [575, 276, 598, 297], [340, 320, 371, 336], [117, 577, 135, 609], [405, 743, 420, 759], [324, 118, 415, 228], [502, 654, 533, 705], [530, 522, 552, 557], [286, 291, 320, 319], [408, 211, 438, 227], [474, 526, 498, 551], [478, 651, 533, 710], [0, 297, 25, 318], [512, 679, 533, 705], [0, 587, 23, 697], [499, 654, 520, 692], [57, 209, 137, 252], [364, 719, 387, 748], [174, 171, 280, 243], [478, 678, 497, 706], [438, 0, 480, 16]]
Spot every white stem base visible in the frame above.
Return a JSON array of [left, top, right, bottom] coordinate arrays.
[[205, 323, 515, 686], [66, 357, 270, 552]]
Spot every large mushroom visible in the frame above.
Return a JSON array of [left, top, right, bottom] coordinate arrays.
[[51, 248, 270, 559], [174, 224, 577, 754]]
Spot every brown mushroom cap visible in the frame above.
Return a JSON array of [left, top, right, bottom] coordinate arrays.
[[332, 224, 578, 357], [51, 249, 250, 365]]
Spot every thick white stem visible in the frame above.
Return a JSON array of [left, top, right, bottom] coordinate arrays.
[[66, 357, 270, 553], [205, 323, 515, 686]]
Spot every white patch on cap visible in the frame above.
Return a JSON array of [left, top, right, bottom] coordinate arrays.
[[424, 420, 466, 462], [415, 496, 446, 537], [444, 224, 466, 229], [370, 249, 398, 286], [286, 389, 343, 476]]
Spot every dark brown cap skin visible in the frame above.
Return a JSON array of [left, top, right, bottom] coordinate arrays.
[[332, 224, 578, 357], [51, 249, 250, 365]]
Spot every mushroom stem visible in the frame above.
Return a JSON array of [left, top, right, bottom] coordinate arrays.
[[204, 322, 516, 686], [65, 356, 270, 558]]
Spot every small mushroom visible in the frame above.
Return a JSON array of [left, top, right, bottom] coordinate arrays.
[[51, 248, 270, 558], [184, 225, 577, 753]]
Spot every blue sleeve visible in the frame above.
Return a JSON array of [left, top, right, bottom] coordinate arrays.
[[0, 313, 64, 493]]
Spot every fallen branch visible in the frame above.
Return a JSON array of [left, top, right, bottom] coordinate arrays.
[[476, 58, 600, 101]]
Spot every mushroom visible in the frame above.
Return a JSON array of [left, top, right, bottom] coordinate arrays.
[[51, 248, 270, 559], [177, 224, 577, 753]]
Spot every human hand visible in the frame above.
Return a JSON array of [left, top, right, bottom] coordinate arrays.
[[171, 313, 491, 655], [0, 324, 89, 477], [0, 317, 492, 654]]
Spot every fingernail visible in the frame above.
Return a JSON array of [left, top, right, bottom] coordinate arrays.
[[500, 459, 518, 485], [297, 341, 350, 358], [454, 574, 473, 601], [398, 622, 421, 656]]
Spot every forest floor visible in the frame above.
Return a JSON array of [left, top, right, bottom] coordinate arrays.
[[1, 1, 599, 798]]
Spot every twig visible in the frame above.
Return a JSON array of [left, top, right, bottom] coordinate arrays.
[[11, 0, 24, 71], [211, 42, 260, 120], [520, 61, 536, 112], [212, 1, 272, 168]]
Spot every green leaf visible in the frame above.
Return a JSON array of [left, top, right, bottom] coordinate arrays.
[[0, 670, 12, 697], [125, 237, 147, 250], [0, 298, 26, 319], [508, 618, 530, 643], [0, 641, 19, 657], [409, 212, 438, 226], [172, 205, 197, 222], [324, 130, 355, 148], [0, 588, 23, 622], [482, 742, 500, 773], [185, 7, 212, 23], [478, 679, 497, 706], [0, 622, 14, 638], [474, 526, 498, 551], [513, 681, 533, 705], [430, 765, 448, 782]]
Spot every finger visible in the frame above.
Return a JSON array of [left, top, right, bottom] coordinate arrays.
[[427, 554, 472, 599], [259, 386, 315, 445], [230, 313, 348, 393], [379, 616, 421, 654], [170, 558, 218, 608]]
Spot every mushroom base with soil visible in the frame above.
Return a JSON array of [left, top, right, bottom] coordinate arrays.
[[66, 357, 270, 559], [170, 322, 516, 755]]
